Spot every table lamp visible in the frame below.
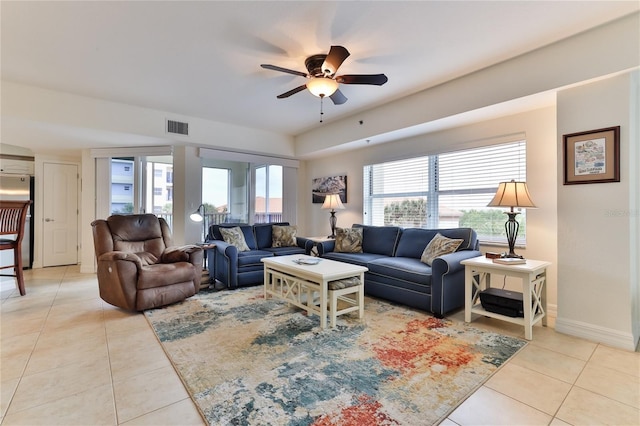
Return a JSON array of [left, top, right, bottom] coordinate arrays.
[[321, 194, 345, 238], [487, 180, 536, 258]]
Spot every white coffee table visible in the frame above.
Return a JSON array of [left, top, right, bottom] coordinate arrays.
[[262, 254, 368, 328]]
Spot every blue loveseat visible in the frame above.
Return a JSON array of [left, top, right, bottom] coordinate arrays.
[[206, 222, 309, 289], [315, 224, 481, 317]]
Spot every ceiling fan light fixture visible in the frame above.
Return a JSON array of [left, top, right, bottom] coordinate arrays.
[[306, 76, 339, 98]]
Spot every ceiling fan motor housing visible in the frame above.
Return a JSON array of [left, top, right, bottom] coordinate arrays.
[[305, 54, 329, 77]]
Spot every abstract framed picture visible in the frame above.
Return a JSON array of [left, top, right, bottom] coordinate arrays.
[[311, 175, 347, 203], [563, 126, 620, 185]]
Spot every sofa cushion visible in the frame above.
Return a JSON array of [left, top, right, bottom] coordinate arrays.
[[212, 224, 258, 250], [237, 249, 274, 267], [272, 225, 297, 247], [352, 224, 402, 256], [220, 227, 251, 252], [367, 257, 433, 286], [395, 228, 476, 259], [264, 246, 306, 256], [322, 251, 387, 267], [335, 227, 363, 253], [420, 233, 464, 266], [254, 222, 290, 249]]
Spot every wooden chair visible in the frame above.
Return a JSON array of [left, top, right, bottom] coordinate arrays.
[[0, 200, 32, 296]]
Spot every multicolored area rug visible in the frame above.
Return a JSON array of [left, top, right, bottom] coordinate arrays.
[[145, 287, 526, 425]]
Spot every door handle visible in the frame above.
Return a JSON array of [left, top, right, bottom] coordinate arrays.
[[44, 218, 54, 222]]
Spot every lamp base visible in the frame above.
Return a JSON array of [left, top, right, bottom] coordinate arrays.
[[504, 211, 523, 259], [503, 253, 524, 259], [328, 210, 337, 239]]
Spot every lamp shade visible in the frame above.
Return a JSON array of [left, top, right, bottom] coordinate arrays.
[[321, 194, 345, 211], [487, 180, 536, 209], [306, 77, 339, 98], [190, 204, 205, 222]]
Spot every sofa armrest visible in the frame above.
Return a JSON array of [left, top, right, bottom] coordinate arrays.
[[430, 250, 481, 317], [295, 237, 311, 250], [212, 240, 240, 288], [316, 240, 336, 256], [432, 250, 481, 275]]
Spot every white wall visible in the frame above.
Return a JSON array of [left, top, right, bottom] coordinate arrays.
[[556, 72, 639, 350], [295, 13, 639, 158], [303, 106, 558, 311]]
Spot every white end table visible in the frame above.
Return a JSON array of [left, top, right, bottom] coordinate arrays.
[[461, 256, 551, 340]]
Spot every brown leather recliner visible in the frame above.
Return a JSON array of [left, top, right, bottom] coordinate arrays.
[[91, 214, 203, 311]]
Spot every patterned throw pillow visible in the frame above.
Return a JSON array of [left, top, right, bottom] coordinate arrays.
[[335, 227, 363, 253], [420, 233, 464, 266], [272, 225, 297, 247], [220, 227, 251, 252]]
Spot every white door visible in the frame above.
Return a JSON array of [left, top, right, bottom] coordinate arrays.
[[43, 162, 79, 267]]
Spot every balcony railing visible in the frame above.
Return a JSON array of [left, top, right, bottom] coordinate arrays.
[[156, 212, 284, 241]]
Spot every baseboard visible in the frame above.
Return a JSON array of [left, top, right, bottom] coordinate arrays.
[[547, 303, 557, 320], [555, 316, 638, 351]]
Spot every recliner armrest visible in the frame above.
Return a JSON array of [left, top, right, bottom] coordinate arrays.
[[161, 245, 203, 263], [98, 251, 144, 268]]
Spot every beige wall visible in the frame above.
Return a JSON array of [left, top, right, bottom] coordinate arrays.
[[302, 106, 559, 313], [556, 71, 639, 350]]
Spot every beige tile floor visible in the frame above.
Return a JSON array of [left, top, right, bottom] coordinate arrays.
[[1, 266, 639, 425]]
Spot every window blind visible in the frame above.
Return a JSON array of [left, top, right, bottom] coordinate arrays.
[[364, 141, 527, 245]]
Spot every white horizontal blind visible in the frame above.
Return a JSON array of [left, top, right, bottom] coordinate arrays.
[[364, 141, 527, 245], [364, 156, 430, 227]]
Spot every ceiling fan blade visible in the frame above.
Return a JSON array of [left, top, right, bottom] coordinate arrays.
[[336, 74, 388, 86], [261, 64, 308, 78], [322, 45, 350, 75], [276, 84, 307, 99], [329, 89, 348, 105]]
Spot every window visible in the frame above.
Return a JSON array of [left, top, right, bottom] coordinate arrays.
[[153, 187, 162, 196], [154, 169, 163, 177], [363, 141, 527, 245], [167, 187, 173, 202], [255, 165, 283, 223]]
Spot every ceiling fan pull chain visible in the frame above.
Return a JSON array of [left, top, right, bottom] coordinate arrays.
[[319, 95, 325, 123]]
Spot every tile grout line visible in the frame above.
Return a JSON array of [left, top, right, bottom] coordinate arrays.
[[2, 268, 63, 419]]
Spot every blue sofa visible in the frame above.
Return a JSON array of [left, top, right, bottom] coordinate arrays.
[[206, 222, 309, 289], [314, 224, 481, 317]]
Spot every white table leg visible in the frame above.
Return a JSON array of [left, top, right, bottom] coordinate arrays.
[[320, 280, 327, 329], [523, 273, 533, 340], [357, 272, 365, 320], [464, 267, 473, 322]]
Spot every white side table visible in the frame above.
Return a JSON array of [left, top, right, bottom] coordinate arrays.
[[461, 256, 551, 340]]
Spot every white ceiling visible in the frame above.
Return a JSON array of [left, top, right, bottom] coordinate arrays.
[[2, 1, 639, 151]]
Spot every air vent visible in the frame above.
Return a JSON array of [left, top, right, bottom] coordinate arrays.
[[167, 119, 189, 136]]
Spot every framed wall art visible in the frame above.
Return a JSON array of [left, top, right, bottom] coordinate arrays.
[[311, 175, 347, 203], [563, 126, 620, 185]]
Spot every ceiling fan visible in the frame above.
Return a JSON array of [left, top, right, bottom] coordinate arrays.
[[260, 45, 388, 105]]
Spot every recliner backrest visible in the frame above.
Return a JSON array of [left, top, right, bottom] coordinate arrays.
[[94, 214, 171, 260]]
